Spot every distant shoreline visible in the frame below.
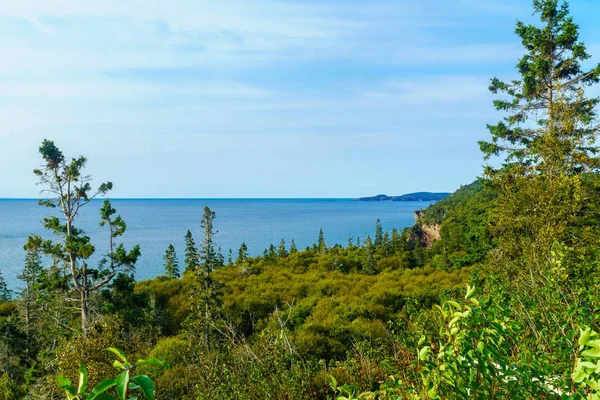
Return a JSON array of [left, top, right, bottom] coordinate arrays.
[[355, 192, 451, 202]]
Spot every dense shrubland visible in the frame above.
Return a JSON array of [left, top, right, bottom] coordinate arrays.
[[2, 0, 600, 398]]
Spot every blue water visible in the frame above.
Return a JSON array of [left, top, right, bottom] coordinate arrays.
[[0, 199, 430, 289]]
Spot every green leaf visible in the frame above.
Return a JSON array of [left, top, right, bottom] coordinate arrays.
[[582, 349, 600, 359], [465, 284, 476, 299], [57, 374, 77, 396], [78, 363, 88, 394], [113, 360, 126, 370], [57, 374, 72, 389], [116, 371, 129, 400], [88, 379, 117, 399], [106, 348, 129, 364], [419, 346, 431, 361], [131, 375, 155, 400], [580, 327, 592, 346], [135, 358, 169, 369]]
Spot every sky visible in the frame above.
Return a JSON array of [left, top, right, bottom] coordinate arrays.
[[1, 0, 599, 198]]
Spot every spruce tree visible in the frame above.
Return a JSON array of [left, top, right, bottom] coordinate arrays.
[[195, 206, 223, 349], [480, 0, 600, 348], [184, 230, 200, 272], [227, 249, 233, 265], [18, 247, 44, 360], [0, 270, 10, 302], [480, 0, 600, 178], [268, 244, 277, 259], [289, 240, 298, 254], [277, 239, 288, 258], [480, 0, 600, 285], [374, 219, 383, 248], [163, 244, 180, 278], [237, 242, 249, 264], [26, 140, 139, 335], [317, 228, 327, 253]]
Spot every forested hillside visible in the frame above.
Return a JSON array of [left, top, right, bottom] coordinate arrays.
[[2, 0, 600, 399]]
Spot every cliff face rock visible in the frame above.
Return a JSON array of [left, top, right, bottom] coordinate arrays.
[[411, 210, 441, 248]]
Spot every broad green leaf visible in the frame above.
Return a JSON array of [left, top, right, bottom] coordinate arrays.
[[116, 370, 129, 400], [78, 363, 88, 394], [419, 346, 430, 361], [582, 349, 600, 359], [106, 348, 129, 364], [579, 327, 592, 346], [88, 379, 117, 399], [586, 339, 600, 349], [131, 375, 155, 400]]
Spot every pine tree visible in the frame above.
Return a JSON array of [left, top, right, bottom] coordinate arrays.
[[227, 249, 233, 265], [163, 244, 180, 278], [362, 236, 377, 275], [26, 141, 139, 335], [195, 206, 223, 349], [374, 219, 383, 248], [268, 244, 277, 259], [184, 230, 200, 272], [17, 247, 44, 360], [289, 240, 298, 254], [347, 234, 354, 248], [0, 270, 10, 302], [237, 242, 249, 264], [277, 239, 288, 258], [382, 231, 391, 255], [479, 0, 600, 349], [480, 0, 600, 178], [317, 228, 327, 253], [479, 0, 600, 288]]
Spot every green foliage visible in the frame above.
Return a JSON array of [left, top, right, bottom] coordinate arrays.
[[57, 347, 167, 400], [417, 286, 552, 399], [162, 244, 180, 279], [0, 271, 10, 302]]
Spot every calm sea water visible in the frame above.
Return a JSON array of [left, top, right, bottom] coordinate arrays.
[[0, 199, 431, 289]]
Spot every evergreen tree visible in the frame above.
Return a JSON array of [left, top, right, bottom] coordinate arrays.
[[277, 239, 288, 258], [480, 0, 600, 178], [480, 0, 600, 285], [347, 234, 354, 248], [227, 249, 233, 265], [26, 141, 139, 335], [317, 228, 327, 253], [17, 247, 44, 361], [289, 240, 298, 254], [268, 244, 277, 259], [362, 236, 377, 275], [0, 270, 10, 302], [163, 244, 180, 278], [479, 0, 600, 348], [184, 230, 200, 272], [374, 219, 383, 248], [216, 247, 225, 268], [237, 242, 249, 264], [382, 231, 391, 255], [195, 206, 223, 349]]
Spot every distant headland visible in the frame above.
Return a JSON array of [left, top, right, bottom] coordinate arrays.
[[355, 192, 451, 202]]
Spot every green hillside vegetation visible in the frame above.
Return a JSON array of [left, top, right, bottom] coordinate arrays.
[[2, 0, 600, 398]]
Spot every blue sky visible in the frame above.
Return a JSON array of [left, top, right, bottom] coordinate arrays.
[[1, 0, 599, 198]]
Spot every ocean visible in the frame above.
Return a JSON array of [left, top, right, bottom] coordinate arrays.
[[0, 199, 432, 289]]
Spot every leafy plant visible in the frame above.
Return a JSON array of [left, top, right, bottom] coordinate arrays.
[[57, 347, 168, 400]]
